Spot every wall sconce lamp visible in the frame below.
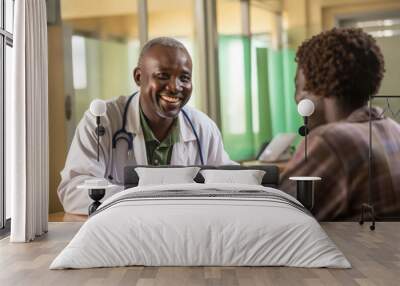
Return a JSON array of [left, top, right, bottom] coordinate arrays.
[[89, 99, 107, 162], [297, 99, 315, 162]]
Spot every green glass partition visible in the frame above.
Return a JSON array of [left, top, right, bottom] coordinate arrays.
[[218, 34, 300, 161], [218, 35, 254, 160]]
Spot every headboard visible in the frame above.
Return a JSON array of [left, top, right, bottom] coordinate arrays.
[[124, 165, 280, 189]]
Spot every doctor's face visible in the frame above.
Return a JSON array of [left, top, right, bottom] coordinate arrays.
[[134, 45, 193, 120]]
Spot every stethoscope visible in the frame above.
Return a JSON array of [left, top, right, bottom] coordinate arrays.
[[107, 92, 204, 182]]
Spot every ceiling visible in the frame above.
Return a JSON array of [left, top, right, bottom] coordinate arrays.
[[61, 0, 282, 20]]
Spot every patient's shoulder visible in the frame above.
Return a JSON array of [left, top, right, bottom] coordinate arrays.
[[312, 121, 368, 144], [314, 118, 400, 146], [309, 120, 389, 160]]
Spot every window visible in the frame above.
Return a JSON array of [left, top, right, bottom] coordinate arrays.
[[217, 0, 298, 161], [147, 0, 199, 109], [341, 15, 400, 123], [1, 0, 14, 234], [61, 0, 140, 138]]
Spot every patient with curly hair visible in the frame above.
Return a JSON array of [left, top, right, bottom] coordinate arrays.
[[280, 28, 400, 221]]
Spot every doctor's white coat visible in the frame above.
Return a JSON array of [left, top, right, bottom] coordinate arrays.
[[58, 93, 236, 214]]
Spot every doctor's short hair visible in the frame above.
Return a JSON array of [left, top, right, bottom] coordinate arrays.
[[137, 37, 190, 66], [296, 28, 385, 109]]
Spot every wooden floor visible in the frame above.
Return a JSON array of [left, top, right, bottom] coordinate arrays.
[[0, 222, 399, 286]]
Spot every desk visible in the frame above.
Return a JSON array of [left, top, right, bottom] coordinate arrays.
[[240, 160, 288, 173], [49, 212, 88, 222]]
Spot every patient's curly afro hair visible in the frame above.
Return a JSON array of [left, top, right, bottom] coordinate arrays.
[[296, 28, 385, 109]]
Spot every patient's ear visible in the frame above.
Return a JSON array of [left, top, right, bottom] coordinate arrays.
[[133, 67, 141, 86]]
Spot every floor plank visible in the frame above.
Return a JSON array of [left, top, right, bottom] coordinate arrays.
[[0, 222, 399, 286]]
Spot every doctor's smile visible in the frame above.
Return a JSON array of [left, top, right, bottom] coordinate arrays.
[[157, 92, 186, 111], [159, 93, 183, 104]]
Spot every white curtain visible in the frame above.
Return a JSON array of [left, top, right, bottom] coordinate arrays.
[[9, 0, 49, 242]]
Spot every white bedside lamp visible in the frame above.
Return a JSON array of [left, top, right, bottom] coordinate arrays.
[[297, 98, 315, 117], [90, 99, 107, 117]]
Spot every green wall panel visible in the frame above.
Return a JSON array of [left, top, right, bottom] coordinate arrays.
[[267, 49, 286, 136]]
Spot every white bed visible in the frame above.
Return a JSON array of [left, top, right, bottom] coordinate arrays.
[[50, 183, 350, 269]]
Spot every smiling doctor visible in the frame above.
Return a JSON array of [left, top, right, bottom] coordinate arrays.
[[58, 37, 236, 214]]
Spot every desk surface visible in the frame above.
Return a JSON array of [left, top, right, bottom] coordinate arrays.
[[49, 212, 88, 222], [240, 160, 288, 173]]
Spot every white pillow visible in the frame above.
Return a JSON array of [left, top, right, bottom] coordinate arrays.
[[200, 169, 266, 185], [135, 167, 201, 186]]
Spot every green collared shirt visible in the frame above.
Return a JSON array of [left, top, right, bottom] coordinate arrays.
[[139, 107, 180, 165]]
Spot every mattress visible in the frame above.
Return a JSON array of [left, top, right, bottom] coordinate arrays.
[[50, 183, 350, 269]]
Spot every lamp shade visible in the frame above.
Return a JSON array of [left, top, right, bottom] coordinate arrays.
[[90, 99, 107, 117], [297, 99, 315, 117]]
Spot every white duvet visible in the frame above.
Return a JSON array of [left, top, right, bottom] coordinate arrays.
[[50, 183, 350, 269]]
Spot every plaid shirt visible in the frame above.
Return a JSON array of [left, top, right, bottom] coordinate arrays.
[[280, 106, 400, 221]]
